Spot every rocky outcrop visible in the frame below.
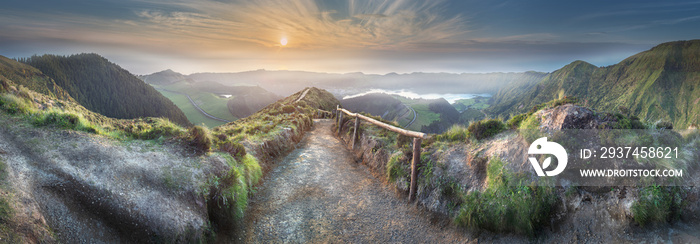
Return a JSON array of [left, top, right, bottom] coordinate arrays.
[[537, 104, 598, 131]]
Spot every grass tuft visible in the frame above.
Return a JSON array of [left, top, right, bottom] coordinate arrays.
[[506, 113, 528, 129], [0, 93, 35, 115], [188, 125, 212, 153], [31, 109, 100, 133], [467, 119, 505, 140], [455, 158, 557, 236], [207, 154, 261, 230], [436, 124, 469, 142], [631, 185, 684, 227], [217, 139, 247, 160]]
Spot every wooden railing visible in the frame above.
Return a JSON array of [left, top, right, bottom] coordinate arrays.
[[334, 105, 427, 202]]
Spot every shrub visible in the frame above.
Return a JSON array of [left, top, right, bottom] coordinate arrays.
[[528, 96, 578, 114], [281, 105, 296, 114], [207, 154, 261, 230], [631, 185, 683, 227], [188, 125, 212, 153], [0, 79, 10, 93], [506, 114, 528, 129], [396, 134, 412, 148], [656, 121, 673, 130], [468, 119, 505, 140], [436, 124, 469, 142], [386, 153, 409, 183], [551, 96, 578, 107], [518, 114, 542, 142], [218, 140, 247, 159], [138, 118, 185, 139], [455, 158, 556, 236], [16, 85, 33, 100], [32, 110, 100, 134], [207, 164, 246, 229], [612, 113, 646, 129], [0, 94, 34, 115]]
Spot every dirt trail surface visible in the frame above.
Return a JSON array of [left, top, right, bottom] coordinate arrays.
[[236, 119, 471, 243]]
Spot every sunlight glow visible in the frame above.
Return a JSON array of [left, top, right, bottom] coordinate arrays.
[[280, 37, 288, 46]]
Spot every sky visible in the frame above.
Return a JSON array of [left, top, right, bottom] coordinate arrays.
[[1, 0, 699, 75]]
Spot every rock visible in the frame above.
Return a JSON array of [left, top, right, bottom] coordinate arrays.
[[536, 104, 597, 132]]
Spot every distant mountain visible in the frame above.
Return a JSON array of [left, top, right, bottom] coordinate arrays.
[[487, 40, 700, 129], [226, 86, 281, 118], [419, 98, 461, 133], [341, 93, 461, 133], [187, 70, 547, 97], [22, 54, 191, 126], [341, 93, 410, 120], [138, 69, 192, 85], [0, 55, 72, 101]]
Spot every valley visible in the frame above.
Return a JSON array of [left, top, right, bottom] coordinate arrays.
[[0, 39, 698, 243], [4, 0, 700, 242]]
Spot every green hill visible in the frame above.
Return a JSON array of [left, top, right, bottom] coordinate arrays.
[[341, 93, 411, 122], [341, 93, 462, 133], [21, 54, 191, 126], [487, 40, 700, 129], [138, 69, 192, 85], [0, 55, 73, 101], [141, 69, 281, 128]]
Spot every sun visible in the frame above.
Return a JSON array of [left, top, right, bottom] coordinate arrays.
[[280, 37, 288, 46]]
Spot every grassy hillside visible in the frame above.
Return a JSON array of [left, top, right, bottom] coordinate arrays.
[[452, 96, 490, 112], [0, 55, 73, 101], [0, 73, 340, 241], [487, 40, 700, 128], [20, 54, 191, 126]]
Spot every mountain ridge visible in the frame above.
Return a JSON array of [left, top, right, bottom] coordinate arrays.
[[487, 40, 700, 128], [21, 53, 191, 126]]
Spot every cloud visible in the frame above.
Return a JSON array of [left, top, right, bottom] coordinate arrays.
[[608, 15, 700, 33], [0, 0, 468, 60], [127, 0, 468, 51]]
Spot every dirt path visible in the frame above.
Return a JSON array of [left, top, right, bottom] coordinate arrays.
[[235, 119, 471, 243]]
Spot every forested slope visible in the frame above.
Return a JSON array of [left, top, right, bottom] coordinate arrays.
[[21, 54, 191, 126]]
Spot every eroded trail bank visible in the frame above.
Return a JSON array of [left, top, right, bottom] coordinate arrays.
[[237, 119, 470, 243]]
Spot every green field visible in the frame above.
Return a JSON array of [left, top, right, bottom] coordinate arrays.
[[189, 92, 237, 122], [407, 103, 441, 131], [157, 90, 230, 128], [394, 96, 442, 131], [453, 97, 490, 112], [152, 81, 239, 128]]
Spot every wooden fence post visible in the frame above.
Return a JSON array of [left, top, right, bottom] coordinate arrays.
[[337, 110, 343, 135], [352, 116, 360, 149], [409, 137, 422, 202]]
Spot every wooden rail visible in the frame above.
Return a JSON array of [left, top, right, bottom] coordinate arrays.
[[335, 105, 426, 202]]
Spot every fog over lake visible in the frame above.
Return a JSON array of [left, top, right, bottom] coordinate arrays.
[[343, 89, 491, 104]]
